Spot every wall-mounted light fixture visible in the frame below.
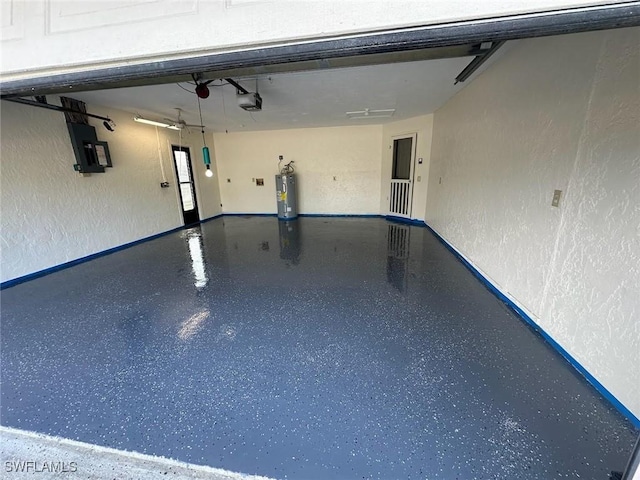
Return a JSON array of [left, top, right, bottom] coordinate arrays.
[[133, 115, 180, 130]]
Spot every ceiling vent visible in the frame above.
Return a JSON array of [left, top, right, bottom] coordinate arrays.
[[346, 108, 395, 120]]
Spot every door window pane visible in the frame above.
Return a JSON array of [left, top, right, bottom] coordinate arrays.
[[175, 151, 191, 183], [180, 183, 195, 211], [392, 138, 412, 180]]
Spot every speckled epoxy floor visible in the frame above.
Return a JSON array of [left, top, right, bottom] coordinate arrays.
[[1, 217, 637, 479]]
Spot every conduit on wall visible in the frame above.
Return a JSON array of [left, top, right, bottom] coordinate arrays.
[[155, 126, 168, 185]]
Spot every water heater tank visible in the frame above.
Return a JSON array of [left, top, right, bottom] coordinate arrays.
[[275, 174, 298, 220]]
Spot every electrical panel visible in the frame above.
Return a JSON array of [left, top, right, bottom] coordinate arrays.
[[67, 123, 112, 173]]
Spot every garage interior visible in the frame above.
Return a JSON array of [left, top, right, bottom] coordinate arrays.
[[1, 7, 639, 480]]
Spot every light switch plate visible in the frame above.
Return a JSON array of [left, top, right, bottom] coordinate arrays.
[[552, 189, 562, 207]]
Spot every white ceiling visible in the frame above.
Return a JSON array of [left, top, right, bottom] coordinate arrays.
[[72, 56, 483, 132]]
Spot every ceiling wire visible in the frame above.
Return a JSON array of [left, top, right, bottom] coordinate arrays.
[[197, 95, 207, 147], [178, 78, 241, 132], [177, 83, 195, 94], [220, 87, 229, 133], [221, 88, 227, 117], [178, 80, 230, 94]]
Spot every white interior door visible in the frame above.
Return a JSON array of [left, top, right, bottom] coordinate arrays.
[[388, 133, 417, 218]]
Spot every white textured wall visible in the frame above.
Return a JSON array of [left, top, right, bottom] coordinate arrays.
[[426, 27, 640, 418], [213, 125, 383, 215], [0, 100, 222, 283], [380, 115, 434, 221], [0, 0, 615, 82]]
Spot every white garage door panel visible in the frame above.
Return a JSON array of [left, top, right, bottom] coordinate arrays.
[[46, 1, 198, 34], [0, 0, 619, 80], [1, 0, 24, 41]]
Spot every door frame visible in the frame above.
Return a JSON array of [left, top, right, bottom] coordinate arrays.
[[388, 132, 417, 218], [171, 145, 201, 226]]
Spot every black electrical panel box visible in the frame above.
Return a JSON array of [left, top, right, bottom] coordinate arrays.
[[67, 122, 112, 173]]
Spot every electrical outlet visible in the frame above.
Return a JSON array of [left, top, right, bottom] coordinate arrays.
[[417, 176, 421, 182], [256, 178, 264, 186], [552, 189, 562, 207]]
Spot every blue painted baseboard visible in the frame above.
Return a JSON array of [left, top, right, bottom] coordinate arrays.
[[420, 220, 640, 429], [221, 213, 278, 217], [2, 214, 227, 289], [299, 213, 382, 218], [0, 225, 185, 290], [200, 213, 224, 223], [222, 213, 383, 218], [385, 215, 426, 226]]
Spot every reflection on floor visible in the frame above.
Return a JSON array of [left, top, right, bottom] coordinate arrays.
[[1, 217, 637, 479]]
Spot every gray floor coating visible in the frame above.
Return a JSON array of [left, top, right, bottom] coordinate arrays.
[[0, 217, 637, 479]]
